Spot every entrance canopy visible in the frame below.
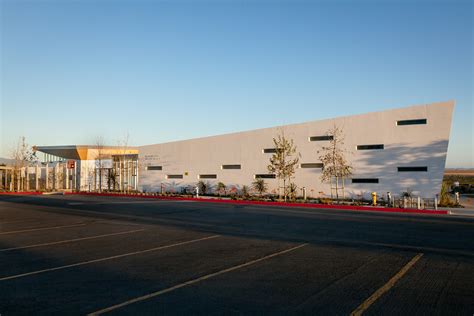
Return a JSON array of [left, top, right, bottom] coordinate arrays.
[[33, 145, 139, 161]]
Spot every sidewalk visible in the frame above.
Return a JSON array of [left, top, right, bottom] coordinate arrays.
[[442, 208, 474, 217], [444, 195, 474, 216]]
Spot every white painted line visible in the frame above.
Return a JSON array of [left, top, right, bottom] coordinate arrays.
[[0, 229, 146, 252], [0, 235, 220, 282], [350, 253, 424, 316], [97, 220, 146, 227], [357, 241, 470, 257], [304, 237, 472, 257], [0, 223, 87, 235], [89, 243, 308, 315]]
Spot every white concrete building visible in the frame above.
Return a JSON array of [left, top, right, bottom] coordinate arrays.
[[139, 101, 454, 199]]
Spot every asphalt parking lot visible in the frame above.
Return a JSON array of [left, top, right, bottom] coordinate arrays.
[[0, 194, 473, 315]]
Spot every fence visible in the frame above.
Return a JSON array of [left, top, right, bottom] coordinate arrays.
[[391, 197, 438, 210]]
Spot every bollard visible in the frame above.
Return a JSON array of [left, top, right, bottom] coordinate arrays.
[[303, 187, 307, 201], [434, 196, 438, 210], [417, 196, 421, 210], [403, 197, 407, 209]]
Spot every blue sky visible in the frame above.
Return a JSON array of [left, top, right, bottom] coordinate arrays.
[[1, 0, 472, 167]]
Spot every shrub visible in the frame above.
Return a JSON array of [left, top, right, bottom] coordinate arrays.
[[197, 181, 208, 195], [320, 198, 332, 204], [216, 182, 226, 196], [252, 179, 267, 196], [439, 181, 454, 207], [241, 185, 250, 198]]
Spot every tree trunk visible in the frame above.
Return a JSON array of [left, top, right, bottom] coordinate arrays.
[[342, 177, 345, 201], [329, 177, 333, 199], [98, 166, 102, 193]]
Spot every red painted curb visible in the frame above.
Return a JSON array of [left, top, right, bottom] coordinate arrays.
[[0, 192, 43, 195], [64, 192, 448, 215]]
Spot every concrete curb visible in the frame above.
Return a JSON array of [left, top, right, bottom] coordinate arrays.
[[64, 192, 448, 215]]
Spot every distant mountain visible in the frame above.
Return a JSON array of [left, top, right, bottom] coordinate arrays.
[[445, 168, 474, 175]]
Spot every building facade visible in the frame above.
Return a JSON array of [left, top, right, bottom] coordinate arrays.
[[32, 146, 139, 192], [139, 101, 454, 199]]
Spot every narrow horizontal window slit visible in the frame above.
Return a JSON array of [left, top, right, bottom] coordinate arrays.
[[398, 166, 428, 172], [396, 119, 427, 126]]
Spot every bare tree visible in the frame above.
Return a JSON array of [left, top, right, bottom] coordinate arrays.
[[116, 132, 130, 192], [267, 133, 300, 201], [318, 125, 352, 201], [53, 164, 65, 191], [11, 137, 37, 191], [95, 136, 106, 192], [107, 168, 118, 191]]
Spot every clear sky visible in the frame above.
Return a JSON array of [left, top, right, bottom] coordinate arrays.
[[1, 0, 472, 167]]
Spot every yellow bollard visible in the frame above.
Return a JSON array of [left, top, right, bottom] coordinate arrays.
[[371, 192, 377, 206]]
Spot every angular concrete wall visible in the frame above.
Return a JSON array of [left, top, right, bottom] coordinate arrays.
[[138, 101, 454, 199]]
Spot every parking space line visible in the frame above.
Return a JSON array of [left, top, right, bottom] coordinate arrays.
[[0, 223, 87, 235], [0, 235, 220, 282], [89, 243, 308, 315], [0, 229, 146, 252], [350, 253, 424, 316]]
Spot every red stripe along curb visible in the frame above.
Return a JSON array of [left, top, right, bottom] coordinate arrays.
[[63, 192, 448, 215]]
